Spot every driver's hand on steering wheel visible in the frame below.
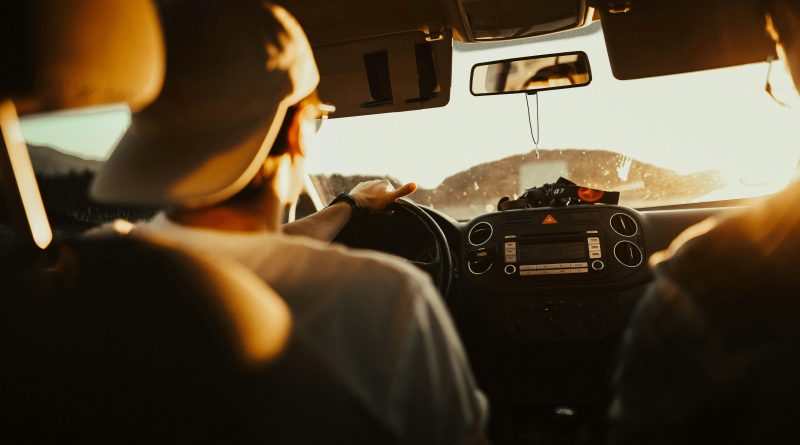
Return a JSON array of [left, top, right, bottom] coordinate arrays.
[[349, 179, 417, 213]]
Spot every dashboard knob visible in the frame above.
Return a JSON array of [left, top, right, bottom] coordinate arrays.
[[591, 260, 605, 271], [504, 264, 516, 275]]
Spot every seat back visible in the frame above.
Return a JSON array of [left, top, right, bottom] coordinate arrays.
[[0, 236, 292, 442], [0, 235, 398, 443]]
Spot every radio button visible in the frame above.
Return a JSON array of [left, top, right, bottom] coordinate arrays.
[[555, 268, 589, 274], [521, 270, 545, 276], [587, 237, 600, 244], [589, 251, 602, 259], [588, 245, 601, 252], [570, 262, 589, 268], [504, 265, 517, 275], [591, 260, 605, 271]]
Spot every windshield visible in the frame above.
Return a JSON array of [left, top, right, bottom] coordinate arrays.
[[308, 22, 800, 219], [20, 22, 800, 221]]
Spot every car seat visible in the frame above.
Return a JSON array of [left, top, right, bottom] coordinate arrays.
[[0, 1, 396, 442]]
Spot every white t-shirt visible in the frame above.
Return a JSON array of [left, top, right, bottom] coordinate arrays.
[[129, 213, 488, 444]]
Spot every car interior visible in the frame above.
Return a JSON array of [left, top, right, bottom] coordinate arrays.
[[3, 0, 798, 444]]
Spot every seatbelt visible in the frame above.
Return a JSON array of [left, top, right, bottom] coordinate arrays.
[[0, 99, 53, 250]]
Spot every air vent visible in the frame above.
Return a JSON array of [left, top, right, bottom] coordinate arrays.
[[614, 241, 643, 268], [468, 221, 493, 246], [467, 258, 493, 275], [610, 213, 638, 237]]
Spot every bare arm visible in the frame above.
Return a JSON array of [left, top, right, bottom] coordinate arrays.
[[282, 201, 353, 241], [282, 180, 417, 242]]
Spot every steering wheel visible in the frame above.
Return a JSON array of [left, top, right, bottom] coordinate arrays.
[[333, 197, 453, 297], [390, 198, 452, 297]]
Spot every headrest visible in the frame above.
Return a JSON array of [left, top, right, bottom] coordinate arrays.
[[0, 0, 165, 114]]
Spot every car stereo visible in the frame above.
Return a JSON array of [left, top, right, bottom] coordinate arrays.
[[464, 206, 645, 288]]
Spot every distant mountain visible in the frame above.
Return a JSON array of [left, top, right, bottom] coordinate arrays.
[[28, 144, 103, 176], [312, 148, 723, 219], [413, 148, 722, 206]]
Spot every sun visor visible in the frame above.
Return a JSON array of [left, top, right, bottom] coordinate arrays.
[[596, 0, 775, 80], [314, 31, 452, 118]]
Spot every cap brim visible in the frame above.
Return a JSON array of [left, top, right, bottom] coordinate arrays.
[[91, 96, 288, 208]]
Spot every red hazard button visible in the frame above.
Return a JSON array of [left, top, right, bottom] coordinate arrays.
[[542, 214, 558, 224]]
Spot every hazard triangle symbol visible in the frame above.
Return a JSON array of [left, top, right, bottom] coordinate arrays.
[[542, 214, 558, 224]]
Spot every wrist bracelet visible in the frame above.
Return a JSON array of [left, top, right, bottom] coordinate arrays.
[[329, 192, 362, 213]]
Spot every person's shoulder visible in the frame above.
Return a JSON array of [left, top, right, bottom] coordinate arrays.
[[663, 182, 798, 268], [644, 179, 800, 322], [271, 233, 436, 299]]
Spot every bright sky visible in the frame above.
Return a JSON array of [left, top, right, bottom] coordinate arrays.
[[308, 22, 800, 192], [20, 22, 800, 198]]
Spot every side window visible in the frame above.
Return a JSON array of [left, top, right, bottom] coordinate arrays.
[[17, 106, 156, 236]]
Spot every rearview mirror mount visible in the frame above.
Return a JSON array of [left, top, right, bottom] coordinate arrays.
[[470, 51, 592, 96]]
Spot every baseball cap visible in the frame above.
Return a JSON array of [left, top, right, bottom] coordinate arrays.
[[91, 0, 319, 208]]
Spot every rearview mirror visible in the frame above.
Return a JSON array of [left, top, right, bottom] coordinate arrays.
[[470, 51, 591, 96]]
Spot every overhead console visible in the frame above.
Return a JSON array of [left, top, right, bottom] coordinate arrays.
[[443, 0, 590, 41], [464, 206, 647, 289]]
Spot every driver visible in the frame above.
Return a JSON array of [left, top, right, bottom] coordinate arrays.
[[610, 1, 800, 443], [89, 1, 487, 443]]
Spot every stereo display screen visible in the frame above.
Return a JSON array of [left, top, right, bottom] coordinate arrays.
[[519, 241, 585, 262]]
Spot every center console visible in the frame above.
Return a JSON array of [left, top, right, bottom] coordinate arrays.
[[465, 206, 646, 289], [458, 206, 650, 444]]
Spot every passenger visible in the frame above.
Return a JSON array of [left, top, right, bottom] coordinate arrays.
[[610, 1, 800, 443], [89, 1, 487, 443]]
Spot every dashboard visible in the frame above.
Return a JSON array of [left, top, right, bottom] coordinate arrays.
[[452, 206, 649, 442], [334, 201, 732, 444]]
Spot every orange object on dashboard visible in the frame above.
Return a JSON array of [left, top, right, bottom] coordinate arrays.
[[497, 177, 620, 211]]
